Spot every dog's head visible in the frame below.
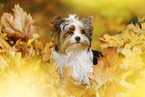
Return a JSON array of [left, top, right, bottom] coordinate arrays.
[[50, 14, 93, 54]]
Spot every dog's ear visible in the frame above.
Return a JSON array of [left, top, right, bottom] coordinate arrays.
[[81, 16, 93, 25], [50, 16, 65, 32], [81, 16, 94, 33], [50, 16, 64, 46]]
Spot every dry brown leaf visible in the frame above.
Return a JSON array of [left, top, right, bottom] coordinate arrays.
[[34, 40, 55, 62], [64, 82, 86, 96], [62, 65, 96, 97], [0, 36, 6, 50], [41, 42, 55, 62], [99, 20, 145, 49], [24, 47, 36, 59], [63, 65, 89, 96], [15, 40, 35, 58], [98, 33, 127, 49], [0, 28, 10, 50], [0, 35, 13, 51], [42, 52, 51, 62], [1, 4, 38, 42], [88, 48, 120, 85], [99, 29, 142, 49], [104, 48, 120, 66], [35, 40, 43, 54]]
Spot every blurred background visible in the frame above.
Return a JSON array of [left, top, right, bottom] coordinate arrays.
[[0, 0, 145, 50]]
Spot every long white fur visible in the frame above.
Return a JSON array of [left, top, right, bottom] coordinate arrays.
[[53, 14, 93, 85], [53, 49, 93, 85], [60, 14, 83, 34]]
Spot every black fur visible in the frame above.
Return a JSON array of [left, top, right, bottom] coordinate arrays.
[[92, 50, 103, 65], [83, 22, 93, 48]]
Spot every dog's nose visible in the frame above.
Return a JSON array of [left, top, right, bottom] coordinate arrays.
[[75, 36, 81, 42]]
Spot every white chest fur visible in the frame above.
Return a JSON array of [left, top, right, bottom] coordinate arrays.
[[53, 50, 93, 85]]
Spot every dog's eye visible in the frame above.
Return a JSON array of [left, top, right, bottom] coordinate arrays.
[[68, 31, 74, 34], [81, 30, 85, 34]]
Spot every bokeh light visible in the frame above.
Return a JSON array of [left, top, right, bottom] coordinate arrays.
[[1, 0, 145, 49]]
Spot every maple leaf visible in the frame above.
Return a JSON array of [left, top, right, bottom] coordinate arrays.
[[41, 42, 55, 62], [99, 24, 145, 49], [88, 48, 121, 85], [1, 4, 38, 43]]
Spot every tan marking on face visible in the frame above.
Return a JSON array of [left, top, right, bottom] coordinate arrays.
[[69, 25, 75, 31]]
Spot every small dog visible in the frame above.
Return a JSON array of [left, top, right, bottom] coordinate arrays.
[[50, 14, 101, 85]]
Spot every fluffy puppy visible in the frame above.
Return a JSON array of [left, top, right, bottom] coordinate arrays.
[[50, 14, 101, 85]]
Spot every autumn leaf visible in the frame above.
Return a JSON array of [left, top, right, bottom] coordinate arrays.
[[41, 42, 55, 62], [0, 35, 9, 50], [2, 2, 145, 97], [0, 55, 8, 72], [1, 4, 38, 42], [88, 48, 121, 85], [63, 65, 92, 96], [99, 26, 145, 49], [15, 40, 35, 58], [0, 33, 16, 56], [34, 40, 43, 54], [64, 65, 74, 80], [34, 40, 55, 62]]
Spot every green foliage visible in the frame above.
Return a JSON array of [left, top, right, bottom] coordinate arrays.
[[0, 4, 3, 12]]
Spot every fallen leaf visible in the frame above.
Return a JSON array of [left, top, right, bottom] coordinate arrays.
[[0, 55, 8, 72], [88, 48, 120, 85], [1, 4, 38, 42], [64, 66, 74, 79], [35, 40, 43, 54], [42, 42, 54, 61], [15, 40, 35, 58], [0, 34, 15, 52]]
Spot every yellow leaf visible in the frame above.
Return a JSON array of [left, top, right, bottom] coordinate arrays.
[[88, 48, 120, 85], [41, 42, 55, 62], [27, 34, 39, 45], [15, 40, 35, 58], [34, 40, 43, 54], [119, 48, 144, 70], [0, 55, 8, 72], [64, 66, 74, 79], [0, 35, 11, 50]]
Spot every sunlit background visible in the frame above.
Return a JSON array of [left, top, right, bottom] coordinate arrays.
[[1, 0, 145, 97], [1, 0, 145, 50]]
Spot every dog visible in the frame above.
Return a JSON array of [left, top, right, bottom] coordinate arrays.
[[50, 14, 102, 85]]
